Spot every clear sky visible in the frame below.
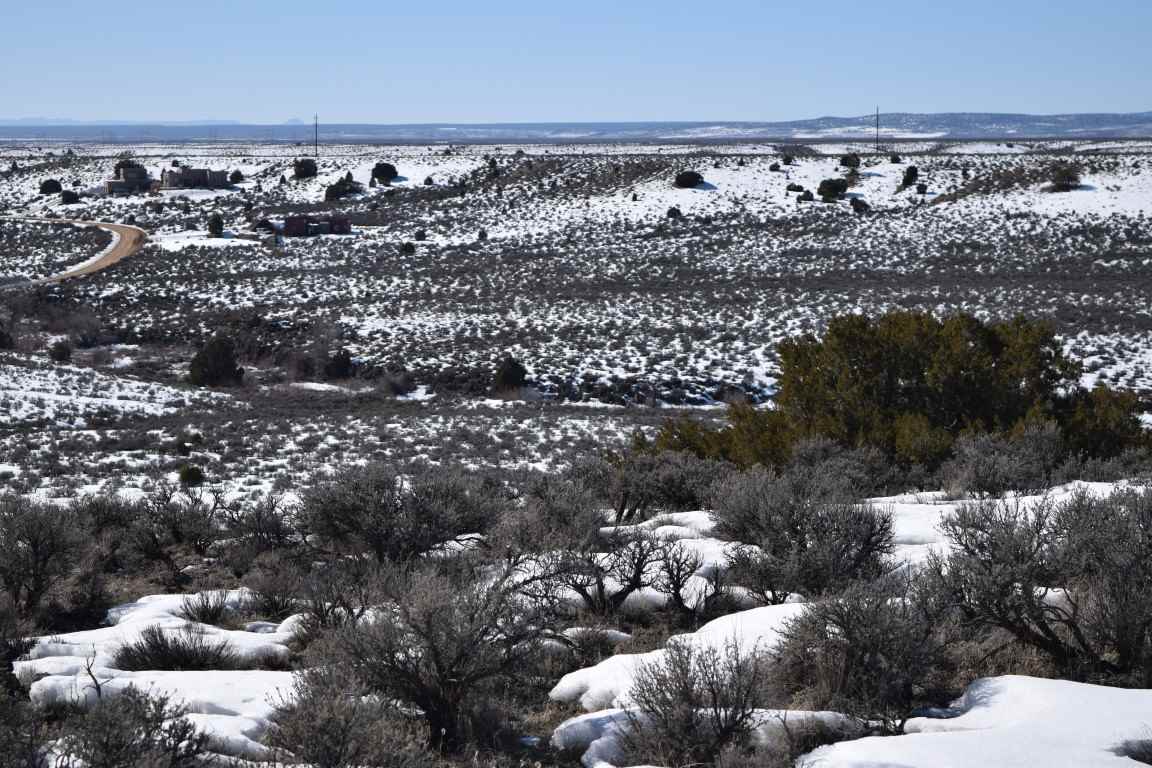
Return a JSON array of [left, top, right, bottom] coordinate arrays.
[[6, 0, 1150, 124]]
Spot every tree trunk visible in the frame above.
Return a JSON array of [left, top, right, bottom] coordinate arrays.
[[425, 703, 461, 753]]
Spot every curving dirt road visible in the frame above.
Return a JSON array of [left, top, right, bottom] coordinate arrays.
[[1, 218, 148, 289]]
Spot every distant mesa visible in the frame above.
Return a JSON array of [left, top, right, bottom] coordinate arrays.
[[2, 111, 1152, 141]]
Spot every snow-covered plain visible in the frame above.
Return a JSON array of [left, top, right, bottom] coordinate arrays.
[[0, 352, 225, 428], [5, 140, 1149, 407]]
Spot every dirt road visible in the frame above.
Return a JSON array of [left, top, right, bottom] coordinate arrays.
[[1, 218, 148, 289]]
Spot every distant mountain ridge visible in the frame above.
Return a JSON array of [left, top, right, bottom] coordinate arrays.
[[1, 112, 1151, 142], [0, 118, 243, 126]]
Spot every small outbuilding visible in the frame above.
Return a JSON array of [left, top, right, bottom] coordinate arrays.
[[283, 215, 352, 237]]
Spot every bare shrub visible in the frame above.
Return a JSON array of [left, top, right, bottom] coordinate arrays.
[[1, 596, 32, 694], [331, 559, 559, 751], [940, 422, 1063, 498], [242, 556, 303, 621], [112, 625, 241, 671], [0, 689, 47, 767], [774, 575, 947, 733], [300, 465, 501, 562], [1116, 733, 1152, 765], [0, 495, 83, 619], [713, 468, 894, 603], [129, 485, 224, 558], [508, 472, 603, 549], [574, 450, 730, 524], [178, 590, 231, 625], [933, 487, 1152, 681], [296, 558, 381, 644], [57, 687, 208, 768], [221, 494, 296, 555], [709, 465, 854, 543], [268, 664, 433, 768], [549, 530, 664, 616], [653, 540, 704, 621], [620, 639, 771, 766]]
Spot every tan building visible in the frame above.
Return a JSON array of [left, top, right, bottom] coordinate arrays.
[[105, 163, 154, 195], [162, 167, 231, 189]]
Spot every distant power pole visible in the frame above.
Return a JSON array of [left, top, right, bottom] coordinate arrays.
[[314, 114, 319, 158], [875, 107, 880, 152]]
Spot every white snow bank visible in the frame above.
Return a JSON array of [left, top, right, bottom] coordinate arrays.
[[550, 603, 806, 712], [30, 669, 293, 759], [807, 675, 1152, 768], [153, 231, 260, 251], [18, 589, 295, 678], [553, 706, 857, 768], [18, 589, 301, 759]]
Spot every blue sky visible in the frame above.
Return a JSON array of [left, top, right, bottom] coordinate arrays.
[[6, 0, 1150, 123]]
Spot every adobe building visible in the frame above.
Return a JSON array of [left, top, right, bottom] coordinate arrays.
[[105, 163, 154, 195], [162, 167, 230, 189]]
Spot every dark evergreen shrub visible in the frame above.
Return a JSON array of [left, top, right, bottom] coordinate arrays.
[[293, 158, 318, 179], [817, 178, 849, 200], [674, 170, 705, 188], [493, 357, 528, 392], [188, 334, 243, 387], [39, 179, 62, 195], [902, 166, 919, 187], [324, 348, 354, 380], [178, 464, 205, 487], [324, 176, 364, 201], [48, 340, 72, 362], [371, 162, 399, 184], [1049, 162, 1082, 192]]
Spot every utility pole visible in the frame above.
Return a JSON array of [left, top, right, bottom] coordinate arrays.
[[313, 114, 319, 158], [875, 106, 880, 152]]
